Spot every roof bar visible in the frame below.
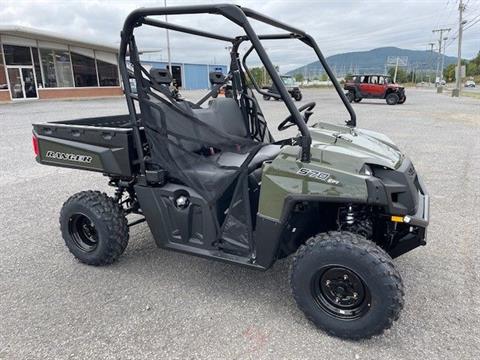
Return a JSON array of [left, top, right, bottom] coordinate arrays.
[[241, 7, 306, 36], [143, 17, 235, 42]]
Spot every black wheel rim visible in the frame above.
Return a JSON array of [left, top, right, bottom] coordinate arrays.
[[311, 266, 371, 320], [68, 213, 99, 253]]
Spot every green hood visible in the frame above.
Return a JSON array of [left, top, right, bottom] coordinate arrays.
[[308, 122, 403, 171]]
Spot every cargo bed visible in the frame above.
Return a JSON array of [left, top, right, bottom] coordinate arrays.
[[32, 114, 142, 178]]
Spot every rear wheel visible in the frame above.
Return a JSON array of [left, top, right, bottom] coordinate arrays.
[[60, 191, 129, 266], [290, 231, 404, 340], [386, 93, 399, 105], [346, 92, 355, 103], [353, 97, 362, 103], [263, 95, 270, 101], [293, 92, 302, 101], [398, 96, 406, 104]]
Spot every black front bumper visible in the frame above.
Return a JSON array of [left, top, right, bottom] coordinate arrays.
[[366, 159, 430, 257], [388, 175, 429, 257], [406, 175, 429, 228]]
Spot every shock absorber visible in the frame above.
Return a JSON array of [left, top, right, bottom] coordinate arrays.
[[345, 205, 355, 225], [338, 205, 373, 239]]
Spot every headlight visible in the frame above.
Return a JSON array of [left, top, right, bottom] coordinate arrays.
[[360, 164, 374, 176]]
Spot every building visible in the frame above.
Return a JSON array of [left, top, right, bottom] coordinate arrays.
[[141, 61, 228, 90], [0, 25, 122, 102], [0, 26, 229, 102]]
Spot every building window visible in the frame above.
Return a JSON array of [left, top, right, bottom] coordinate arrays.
[[32, 47, 43, 88], [0, 46, 7, 90], [97, 59, 119, 86], [40, 48, 74, 88], [54, 51, 74, 87], [40, 49, 57, 87], [3, 44, 32, 65], [71, 52, 98, 87]]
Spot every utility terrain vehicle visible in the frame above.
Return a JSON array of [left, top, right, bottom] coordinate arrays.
[[32, 5, 429, 340], [263, 75, 302, 101], [344, 74, 406, 105]]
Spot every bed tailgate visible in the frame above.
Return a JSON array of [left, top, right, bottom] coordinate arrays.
[[32, 117, 136, 177]]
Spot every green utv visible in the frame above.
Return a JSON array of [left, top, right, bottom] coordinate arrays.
[[32, 5, 429, 340]]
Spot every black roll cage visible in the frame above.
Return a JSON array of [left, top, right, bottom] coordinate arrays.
[[119, 4, 356, 173]]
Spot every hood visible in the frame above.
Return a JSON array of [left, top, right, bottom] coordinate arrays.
[[308, 122, 404, 171], [388, 83, 403, 89]]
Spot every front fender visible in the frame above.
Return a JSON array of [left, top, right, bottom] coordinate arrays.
[[258, 150, 369, 220]]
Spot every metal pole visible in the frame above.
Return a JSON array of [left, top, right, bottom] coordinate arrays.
[[428, 42, 435, 84], [453, 0, 465, 97], [393, 57, 399, 82], [164, 0, 172, 73], [440, 36, 448, 83], [432, 28, 450, 85]]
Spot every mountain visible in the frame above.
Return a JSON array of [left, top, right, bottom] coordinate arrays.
[[286, 47, 457, 77]]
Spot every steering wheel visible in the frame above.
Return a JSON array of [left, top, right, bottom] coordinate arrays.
[[277, 102, 316, 131]]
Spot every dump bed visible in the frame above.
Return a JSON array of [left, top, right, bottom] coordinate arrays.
[[32, 115, 140, 178]]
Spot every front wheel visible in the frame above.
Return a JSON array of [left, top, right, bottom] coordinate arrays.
[[60, 191, 129, 266], [398, 96, 406, 104], [386, 93, 399, 105], [290, 231, 404, 340], [353, 97, 362, 103]]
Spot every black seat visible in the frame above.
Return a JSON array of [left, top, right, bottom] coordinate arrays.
[[193, 98, 281, 171], [192, 98, 248, 138]]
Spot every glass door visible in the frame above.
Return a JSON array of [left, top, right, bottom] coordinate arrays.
[[21, 68, 37, 98], [7, 67, 38, 100], [7, 68, 24, 99]]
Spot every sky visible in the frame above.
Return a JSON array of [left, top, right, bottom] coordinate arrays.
[[1, 0, 479, 72]]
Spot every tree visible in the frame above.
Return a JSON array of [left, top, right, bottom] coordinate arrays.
[[466, 51, 480, 77], [443, 63, 456, 82], [246, 66, 272, 87], [387, 67, 408, 83], [320, 73, 328, 81], [293, 73, 304, 82]]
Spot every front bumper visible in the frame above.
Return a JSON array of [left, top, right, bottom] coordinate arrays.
[[405, 175, 429, 228], [366, 159, 429, 258], [388, 174, 429, 258]]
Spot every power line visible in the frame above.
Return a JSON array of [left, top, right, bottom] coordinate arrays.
[[464, 16, 480, 31]]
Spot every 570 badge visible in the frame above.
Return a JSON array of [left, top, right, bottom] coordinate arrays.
[[296, 167, 340, 185]]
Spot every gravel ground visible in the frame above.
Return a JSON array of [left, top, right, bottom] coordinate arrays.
[[0, 89, 479, 359]]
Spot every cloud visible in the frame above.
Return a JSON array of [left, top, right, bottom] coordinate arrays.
[[1, 0, 478, 72]]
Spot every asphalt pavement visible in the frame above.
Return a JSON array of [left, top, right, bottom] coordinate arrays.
[[0, 88, 479, 359]]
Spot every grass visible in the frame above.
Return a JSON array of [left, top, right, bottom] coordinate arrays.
[[461, 91, 480, 100]]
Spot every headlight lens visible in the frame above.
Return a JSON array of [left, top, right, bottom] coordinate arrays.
[[360, 164, 374, 176]]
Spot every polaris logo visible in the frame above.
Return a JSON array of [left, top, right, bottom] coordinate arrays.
[[45, 150, 93, 164]]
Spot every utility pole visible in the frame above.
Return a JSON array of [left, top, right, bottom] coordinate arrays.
[[428, 42, 435, 84], [453, 0, 466, 97], [440, 36, 448, 83], [393, 57, 399, 82], [164, 0, 172, 73], [432, 28, 451, 85]]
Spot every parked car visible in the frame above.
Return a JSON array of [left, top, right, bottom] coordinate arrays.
[[344, 75, 406, 105], [464, 80, 476, 88], [263, 75, 302, 101]]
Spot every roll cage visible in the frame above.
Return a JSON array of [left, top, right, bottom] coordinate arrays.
[[119, 4, 357, 175]]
